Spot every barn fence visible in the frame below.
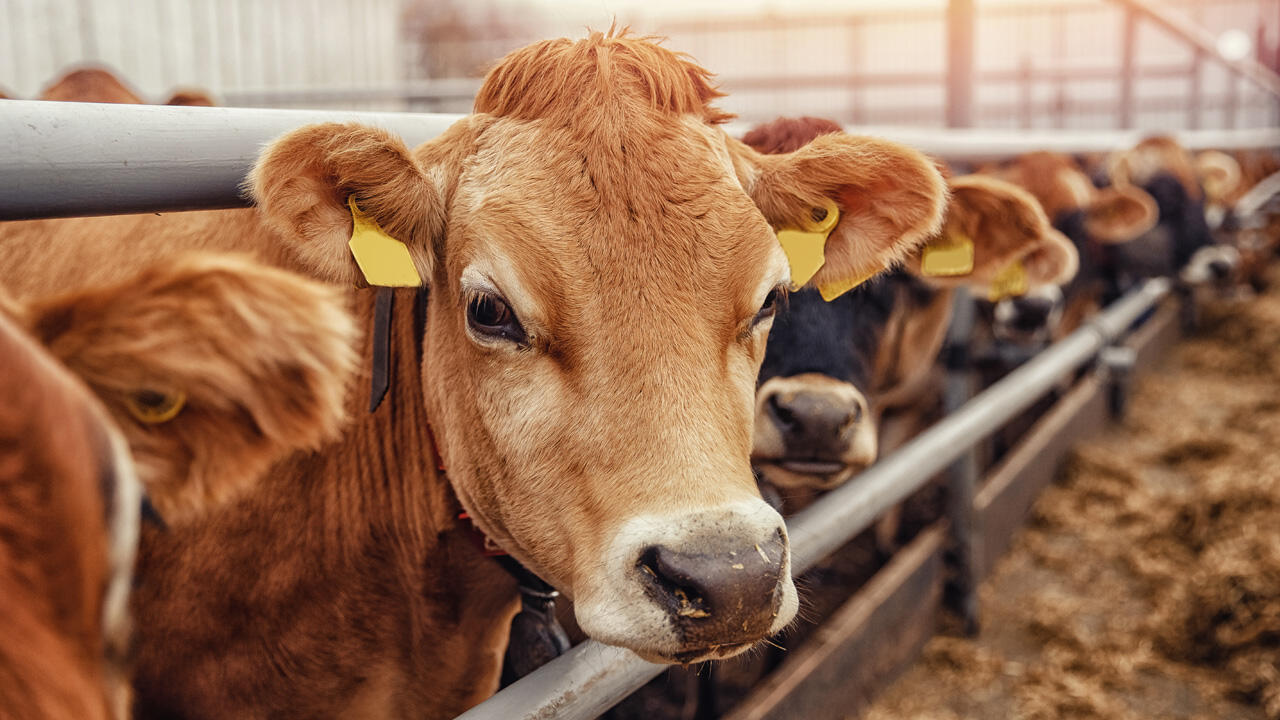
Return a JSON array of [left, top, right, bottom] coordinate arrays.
[[0, 102, 1275, 719]]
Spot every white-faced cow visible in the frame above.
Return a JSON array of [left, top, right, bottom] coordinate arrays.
[[0, 32, 950, 718]]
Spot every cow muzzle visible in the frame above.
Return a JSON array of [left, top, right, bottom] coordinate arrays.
[[752, 374, 876, 490], [574, 500, 798, 663], [994, 285, 1064, 345]]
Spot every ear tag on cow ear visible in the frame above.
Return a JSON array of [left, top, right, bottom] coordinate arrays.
[[988, 261, 1029, 302], [347, 196, 422, 288], [921, 232, 976, 277], [776, 198, 840, 288], [818, 266, 879, 302]]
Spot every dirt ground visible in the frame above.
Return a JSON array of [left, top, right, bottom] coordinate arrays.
[[864, 282, 1280, 720]]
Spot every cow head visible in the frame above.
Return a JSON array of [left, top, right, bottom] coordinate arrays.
[[248, 32, 947, 663], [38, 67, 145, 104], [14, 254, 358, 526], [752, 156, 1073, 491]]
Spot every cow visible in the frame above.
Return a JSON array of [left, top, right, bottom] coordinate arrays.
[[744, 118, 1076, 497], [0, 252, 358, 719], [980, 151, 1158, 336], [0, 31, 950, 718], [163, 89, 216, 107], [1105, 136, 1222, 289], [5, 253, 359, 525], [0, 310, 140, 720], [38, 67, 145, 104]]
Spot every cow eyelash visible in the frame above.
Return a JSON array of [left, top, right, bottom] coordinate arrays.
[[464, 289, 529, 347], [751, 285, 788, 328]]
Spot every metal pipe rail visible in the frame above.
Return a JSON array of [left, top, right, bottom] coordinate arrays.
[[455, 276, 1171, 720], [3, 101, 1279, 220], [0, 100, 464, 220]]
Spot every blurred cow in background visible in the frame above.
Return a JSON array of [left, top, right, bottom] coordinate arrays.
[[0, 253, 357, 719], [743, 117, 1076, 509]]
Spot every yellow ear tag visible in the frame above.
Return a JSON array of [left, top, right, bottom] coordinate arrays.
[[776, 198, 840, 288], [818, 266, 879, 301], [988, 261, 1029, 302], [125, 389, 187, 425], [347, 196, 422, 287], [921, 233, 976, 277]]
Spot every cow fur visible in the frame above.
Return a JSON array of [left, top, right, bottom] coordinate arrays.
[[0, 310, 139, 720]]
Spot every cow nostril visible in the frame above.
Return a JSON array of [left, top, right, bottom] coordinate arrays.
[[767, 393, 798, 431], [637, 547, 712, 619]]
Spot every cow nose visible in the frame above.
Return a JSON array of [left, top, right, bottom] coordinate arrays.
[[1209, 258, 1232, 280], [637, 529, 786, 643], [1011, 297, 1055, 331], [766, 389, 860, 451]]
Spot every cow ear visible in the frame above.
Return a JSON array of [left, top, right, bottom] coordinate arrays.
[[728, 132, 947, 296], [249, 123, 445, 286], [1086, 185, 1157, 244], [1196, 150, 1242, 204], [22, 254, 359, 525], [902, 175, 1077, 288]]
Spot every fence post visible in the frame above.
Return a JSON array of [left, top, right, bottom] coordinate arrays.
[[947, 0, 976, 128], [1189, 47, 1204, 129], [1019, 56, 1034, 129], [942, 289, 981, 636], [1119, 5, 1138, 129]]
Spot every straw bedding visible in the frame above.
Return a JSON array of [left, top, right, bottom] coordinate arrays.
[[867, 279, 1280, 720]]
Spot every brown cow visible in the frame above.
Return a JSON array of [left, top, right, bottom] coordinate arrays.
[[0, 253, 357, 719], [0, 310, 139, 720], [980, 151, 1157, 335], [7, 253, 359, 525], [38, 68, 145, 104], [1, 31, 949, 717], [163, 89, 216, 107]]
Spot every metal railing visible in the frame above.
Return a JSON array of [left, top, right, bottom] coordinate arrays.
[[0, 98, 1260, 719], [456, 278, 1171, 720], [4, 100, 1279, 221]]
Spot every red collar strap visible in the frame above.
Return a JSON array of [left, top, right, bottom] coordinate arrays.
[[457, 511, 509, 557]]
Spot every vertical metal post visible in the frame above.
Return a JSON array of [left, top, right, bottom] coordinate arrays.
[[942, 289, 981, 636], [848, 17, 863, 125], [1226, 75, 1241, 129], [947, 0, 976, 128], [1019, 56, 1034, 129], [1189, 48, 1204, 129], [1119, 5, 1138, 129]]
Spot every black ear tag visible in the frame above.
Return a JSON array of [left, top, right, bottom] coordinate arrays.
[[369, 287, 395, 413]]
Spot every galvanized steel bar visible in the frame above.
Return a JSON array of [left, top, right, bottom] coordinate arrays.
[[3, 102, 1279, 221], [0, 100, 464, 220], [454, 277, 1171, 720]]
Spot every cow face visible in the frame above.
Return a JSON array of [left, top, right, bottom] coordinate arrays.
[[15, 254, 358, 526], [250, 32, 947, 663], [751, 160, 1075, 491]]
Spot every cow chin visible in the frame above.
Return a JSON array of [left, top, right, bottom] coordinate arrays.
[[572, 499, 798, 663]]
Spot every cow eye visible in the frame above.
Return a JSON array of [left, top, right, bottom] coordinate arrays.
[[125, 389, 187, 424], [752, 286, 785, 328], [466, 292, 528, 345]]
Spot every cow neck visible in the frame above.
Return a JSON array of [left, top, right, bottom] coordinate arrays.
[[374, 285, 571, 682]]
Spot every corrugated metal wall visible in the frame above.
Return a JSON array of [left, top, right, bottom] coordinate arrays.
[[0, 0, 403, 106]]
